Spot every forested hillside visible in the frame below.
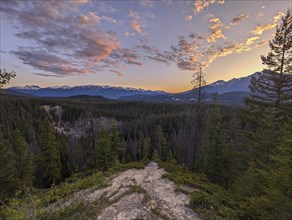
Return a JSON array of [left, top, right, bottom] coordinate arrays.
[[0, 89, 291, 219]]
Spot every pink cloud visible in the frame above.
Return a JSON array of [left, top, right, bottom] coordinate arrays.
[[131, 21, 143, 34], [1, 0, 127, 77]]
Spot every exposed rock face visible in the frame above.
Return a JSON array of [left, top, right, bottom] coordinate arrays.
[[55, 116, 121, 138], [80, 162, 201, 220], [41, 105, 64, 122], [51, 105, 64, 122]]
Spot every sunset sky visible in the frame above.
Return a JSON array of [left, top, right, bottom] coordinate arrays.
[[1, 0, 291, 92]]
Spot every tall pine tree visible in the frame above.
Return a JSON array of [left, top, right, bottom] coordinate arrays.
[[235, 9, 292, 218], [10, 129, 33, 188], [155, 125, 169, 161], [250, 120, 292, 219], [246, 9, 292, 108], [0, 132, 17, 200], [96, 129, 111, 171], [192, 67, 207, 169], [142, 137, 151, 162], [243, 9, 292, 164], [57, 134, 72, 179], [109, 120, 122, 167], [201, 93, 224, 185], [37, 118, 62, 187]]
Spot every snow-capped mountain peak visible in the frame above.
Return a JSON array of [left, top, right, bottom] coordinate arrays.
[[10, 85, 41, 90], [8, 84, 166, 99], [209, 80, 226, 87], [49, 85, 72, 89]]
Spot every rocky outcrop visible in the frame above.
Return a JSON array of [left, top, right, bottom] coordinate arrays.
[[65, 162, 202, 220]]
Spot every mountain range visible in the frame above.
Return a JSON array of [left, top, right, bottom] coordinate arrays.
[[6, 72, 257, 105], [7, 85, 166, 99]]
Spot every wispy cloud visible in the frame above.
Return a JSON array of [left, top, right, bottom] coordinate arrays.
[[159, 30, 262, 71], [207, 15, 225, 43], [207, 29, 225, 43], [101, 16, 121, 24], [12, 49, 91, 76], [135, 40, 170, 64], [230, 14, 249, 26], [34, 73, 63, 77], [128, 9, 154, 35], [167, 35, 204, 71], [124, 31, 134, 37], [1, 0, 128, 77], [109, 69, 123, 76], [128, 9, 145, 34], [252, 11, 285, 35], [131, 21, 143, 34], [204, 35, 262, 63], [186, 0, 225, 21], [194, 0, 225, 14], [245, 36, 260, 46], [255, 40, 269, 48], [0, 0, 283, 81], [109, 48, 144, 66], [78, 12, 101, 26]]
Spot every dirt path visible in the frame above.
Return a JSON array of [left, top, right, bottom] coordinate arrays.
[[79, 162, 201, 220]]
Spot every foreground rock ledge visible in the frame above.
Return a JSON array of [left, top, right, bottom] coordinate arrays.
[[79, 162, 201, 220]]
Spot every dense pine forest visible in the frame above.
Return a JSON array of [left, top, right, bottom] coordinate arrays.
[[0, 8, 291, 220]]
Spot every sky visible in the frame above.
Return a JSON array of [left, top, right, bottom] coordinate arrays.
[[0, 0, 291, 92]]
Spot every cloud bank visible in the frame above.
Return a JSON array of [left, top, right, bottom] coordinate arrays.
[[1, 0, 153, 77]]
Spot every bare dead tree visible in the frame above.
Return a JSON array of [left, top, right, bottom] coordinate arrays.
[[192, 67, 206, 111]]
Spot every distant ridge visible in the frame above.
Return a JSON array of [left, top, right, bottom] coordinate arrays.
[[1, 90, 35, 97], [8, 85, 166, 99], [7, 72, 259, 105], [66, 94, 112, 101]]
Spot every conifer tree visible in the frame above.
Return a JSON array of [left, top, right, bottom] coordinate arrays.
[[38, 118, 62, 187], [235, 120, 292, 219], [246, 9, 292, 108], [261, 9, 291, 74], [142, 137, 151, 162], [243, 9, 292, 164], [201, 93, 224, 184], [96, 129, 111, 171], [137, 131, 145, 161], [220, 112, 241, 189], [155, 125, 169, 161], [236, 9, 292, 218], [110, 120, 122, 167], [152, 150, 160, 162], [57, 135, 72, 179], [0, 132, 17, 199], [192, 67, 207, 169], [251, 121, 292, 219], [10, 129, 33, 188], [192, 67, 206, 111]]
